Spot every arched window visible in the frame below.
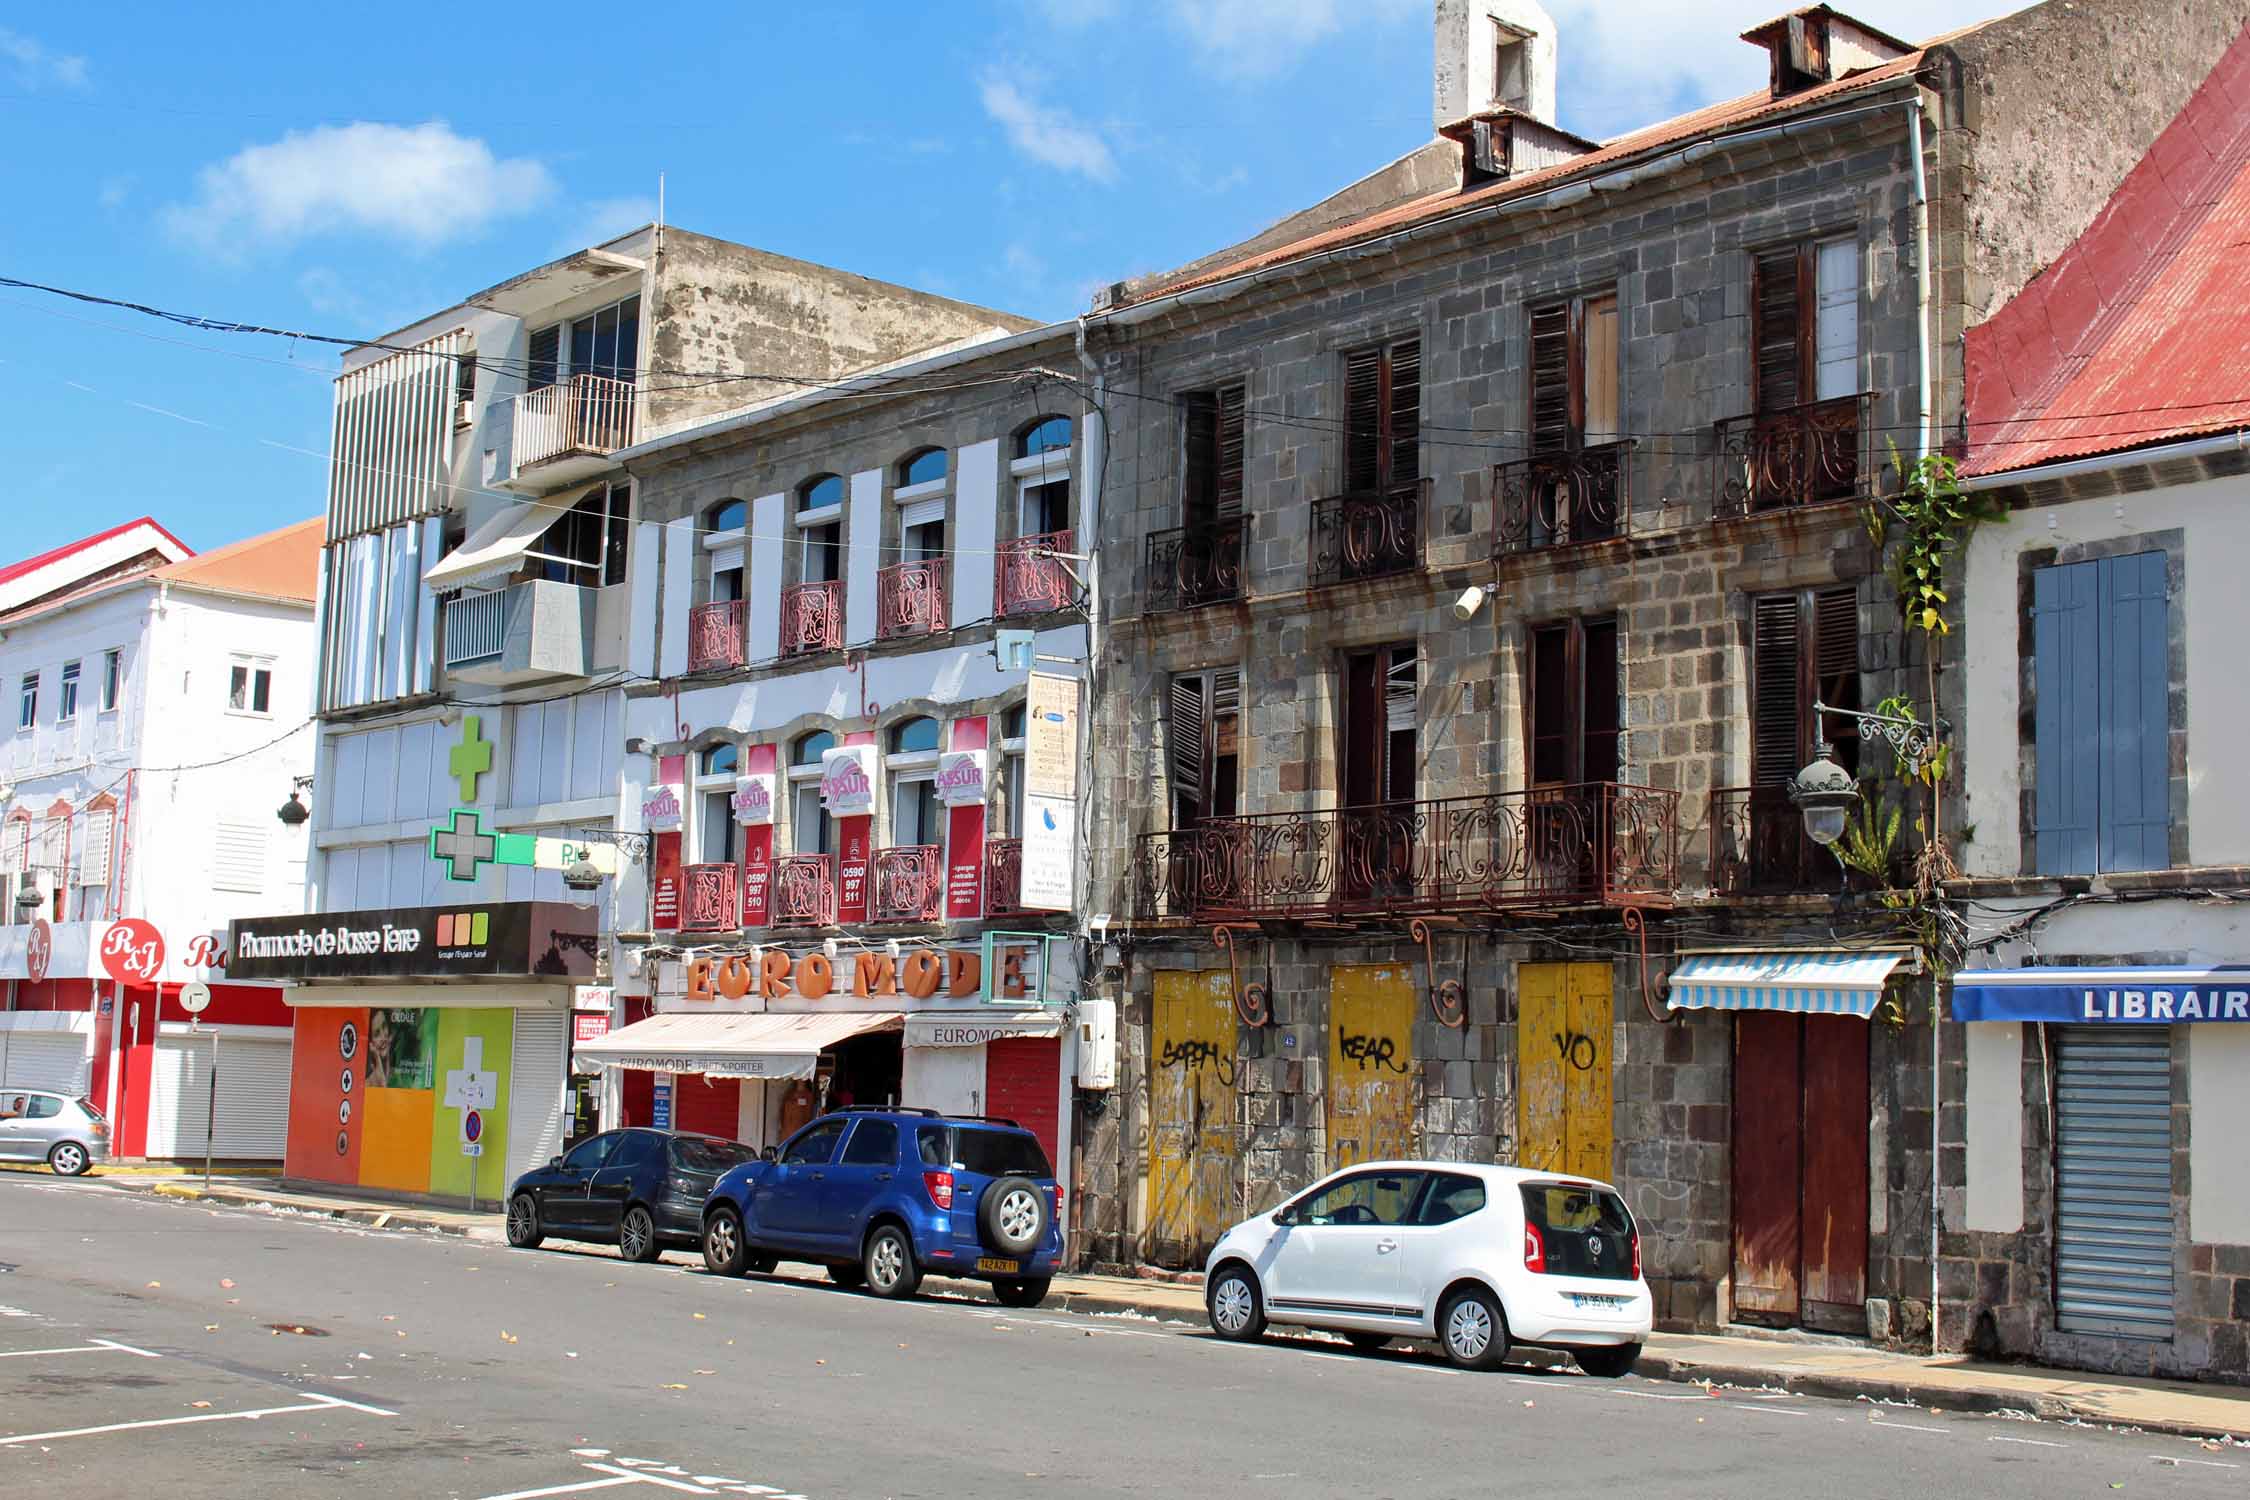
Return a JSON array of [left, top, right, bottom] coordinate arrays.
[[887, 716, 940, 755], [707, 498, 746, 532], [791, 730, 836, 766], [788, 730, 836, 856], [706, 500, 747, 605], [694, 743, 740, 865], [798, 474, 844, 511], [699, 742, 739, 776], [797, 476, 843, 584], [898, 448, 948, 487], [1017, 416, 1072, 458]]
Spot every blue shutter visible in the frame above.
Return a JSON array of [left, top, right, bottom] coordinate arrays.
[[2033, 561, 2100, 874], [2098, 551, 2170, 871]]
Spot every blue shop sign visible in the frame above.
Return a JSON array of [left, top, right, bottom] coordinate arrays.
[[1953, 966, 2250, 1024]]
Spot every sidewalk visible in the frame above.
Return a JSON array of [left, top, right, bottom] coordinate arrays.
[[98, 1171, 2250, 1444]]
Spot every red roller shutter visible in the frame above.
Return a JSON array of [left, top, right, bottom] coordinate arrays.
[[984, 1037, 1062, 1171], [671, 1074, 742, 1141]]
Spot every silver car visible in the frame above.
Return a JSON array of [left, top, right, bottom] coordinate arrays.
[[0, 1090, 110, 1175]]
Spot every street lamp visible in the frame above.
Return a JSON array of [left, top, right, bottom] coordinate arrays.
[[1790, 699, 1945, 846], [276, 775, 314, 827], [561, 852, 604, 892]]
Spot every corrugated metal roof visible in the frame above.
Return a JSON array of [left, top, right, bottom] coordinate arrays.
[[1965, 28, 2250, 477]]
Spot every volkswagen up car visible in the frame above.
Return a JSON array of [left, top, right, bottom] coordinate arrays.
[[1202, 1162, 1651, 1374]]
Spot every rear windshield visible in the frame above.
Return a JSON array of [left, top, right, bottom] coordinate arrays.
[[1520, 1182, 1635, 1281], [76, 1098, 105, 1121], [672, 1138, 756, 1172], [949, 1127, 1052, 1179]]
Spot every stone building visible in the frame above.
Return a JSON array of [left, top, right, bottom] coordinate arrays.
[[1072, 0, 2250, 1349]]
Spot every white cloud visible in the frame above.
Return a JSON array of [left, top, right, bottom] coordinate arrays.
[[1165, 0, 1419, 79], [0, 28, 88, 89], [558, 195, 657, 254], [163, 121, 554, 257], [979, 74, 1118, 183]]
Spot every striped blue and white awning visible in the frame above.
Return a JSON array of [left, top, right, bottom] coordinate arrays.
[[1666, 950, 1910, 1018]]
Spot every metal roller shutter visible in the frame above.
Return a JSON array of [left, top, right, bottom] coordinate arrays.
[[2054, 1027, 2175, 1339], [507, 1010, 568, 1188], [985, 1037, 1062, 1172], [147, 1034, 291, 1160], [0, 1031, 91, 1096]]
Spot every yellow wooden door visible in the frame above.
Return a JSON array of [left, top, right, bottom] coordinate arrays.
[[1516, 962, 1614, 1179], [1328, 964, 1417, 1169], [1148, 970, 1241, 1261]]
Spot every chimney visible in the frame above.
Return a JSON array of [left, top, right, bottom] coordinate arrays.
[[1434, 0, 1558, 132], [1740, 6, 1913, 99]]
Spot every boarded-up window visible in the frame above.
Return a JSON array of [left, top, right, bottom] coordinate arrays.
[[1168, 667, 1242, 827], [1183, 383, 1247, 525], [2034, 552, 2169, 874], [1526, 617, 1619, 787], [1527, 294, 1619, 454], [1753, 239, 1858, 414], [1750, 586, 1861, 788], [1342, 644, 1418, 809], [1343, 338, 1421, 494], [214, 820, 269, 895]]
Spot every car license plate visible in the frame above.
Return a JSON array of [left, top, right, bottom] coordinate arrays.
[[975, 1257, 1020, 1274], [1568, 1292, 1625, 1309]]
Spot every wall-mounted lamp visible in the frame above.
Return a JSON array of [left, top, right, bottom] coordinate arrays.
[[276, 774, 315, 827], [1452, 583, 1499, 622]]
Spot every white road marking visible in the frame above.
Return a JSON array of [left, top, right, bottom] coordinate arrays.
[[581, 1463, 718, 1493], [1611, 1389, 1709, 1402], [0, 1305, 37, 1318], [1865, 1419, 1949, 1435], [0, 1390, 391, 1446], [1987, 1436, 2065, 1449], [0, 1340, 159, 1361], [2152, 1455, 2239, 1470], [1728, 1403, 1809, 1417], [91, 1337, 161, 1358], [473, 1476, 644, 1500]]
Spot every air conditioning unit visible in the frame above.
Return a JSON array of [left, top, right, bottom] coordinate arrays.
[[453, 398, 474, 428], [1074, 998, 1117, 1090]]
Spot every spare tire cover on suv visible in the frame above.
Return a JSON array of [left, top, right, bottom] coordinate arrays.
[[978, 1175, 1049, 1257]]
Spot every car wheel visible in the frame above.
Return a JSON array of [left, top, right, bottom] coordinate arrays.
[[1574, 1343, 1641, 1379], [828, 1261, 867, 1290], [978, 1175, 1049, 1258], [863, 1224, 921, 1300], [1206, 1263, 1266, 1342], [1344, 1332, 1391, 1353], [47, 1141, 89, 1177], [506, 1194, 545, 1249], [703, 1207, 749, 1277], [619, 1205, 660, 1264], [992, 1277, 1050, 1308], [1437, 1286, 1510, 1371]]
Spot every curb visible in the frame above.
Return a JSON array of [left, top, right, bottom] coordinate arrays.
[[141, 1180, 492, 1240]]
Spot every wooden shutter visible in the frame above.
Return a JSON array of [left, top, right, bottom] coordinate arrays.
[[1751, 593, 1803, 786], [1344, 347, 1382, 492], [1388, 339, 1421, 488], [527, 325, 561, 392], [2097, 551, 2169, 871], [1526, 622, 1570, 787], [1215, 384, 1247, 517], [2033, 561, 2100, 874], [1528, 305, 1571, 455], [1752, 248, 1806, 414], [1580, 617, 1619, 785], [1168, 675, 1208, 824], [1183, 390, 1217, 523], [1810, 585, 1860, 774]]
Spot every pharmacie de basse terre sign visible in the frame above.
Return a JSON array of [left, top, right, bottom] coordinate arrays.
[[227, 901, 600, 981]]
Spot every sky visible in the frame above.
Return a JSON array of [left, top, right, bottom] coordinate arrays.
[[0, 1, 2002, 561]]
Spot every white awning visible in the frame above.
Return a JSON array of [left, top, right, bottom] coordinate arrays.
[[903, 1010, 1065, 1048], [422, 485, 599, 592], [1667, 949, 1912, 1019], [572, 1010, 902, 1080]]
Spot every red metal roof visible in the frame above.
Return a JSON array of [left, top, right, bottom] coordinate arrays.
[[1965, 27, 2250, 477], [0, 516, 191, 588]]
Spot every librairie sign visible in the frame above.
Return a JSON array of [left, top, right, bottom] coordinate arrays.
[[227, 901, 600, 981], [1952, 966, 2250, 1024]]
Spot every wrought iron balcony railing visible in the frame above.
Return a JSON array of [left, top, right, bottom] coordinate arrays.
[[868, 846, 944, 923], [1310, 478, 1426, 586], [1133, 782, 1680, 921], [876, 560, 947, 641], [997, 529, 1076, 617], [680, 862, 739, 932], [688, 599, 745, 672], [1493, 440, 1636, 555], [771, 853, 837, 926], [983, 837, 1031, 917], [781, 580, 845, 655], [1145, 517, 1246, 613], [1713, 393, 1869, 518]]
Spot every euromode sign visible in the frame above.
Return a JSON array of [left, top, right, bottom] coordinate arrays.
[[1952, 966, 2250, 1023]]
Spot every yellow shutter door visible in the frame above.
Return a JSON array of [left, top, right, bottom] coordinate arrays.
[[1328, 964, 1417, 1170], [1517, 962, 1614, 1179], [1148, 970, 1241, 1261]]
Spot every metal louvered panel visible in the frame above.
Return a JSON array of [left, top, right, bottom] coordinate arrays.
[[2054, 1027, 2175, 1340], [1387, 338, 1420, 486], [0, 1031, 91, 1095], [328, 329, 465, 541], [1751, 593, 1802, 786], [507, 1009, 568, 1188]]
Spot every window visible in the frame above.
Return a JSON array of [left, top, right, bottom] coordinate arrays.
[[2033, 551, 2170, 874], [454, 352, 477, 420], [708, 498, 746, 532], [1520, 1182, 1636, 1281], [1289, 1170, 1427, 1227], [1017, 415, 1072, 458], [78, 806, 113, 892], [781, 1117, 847, 1165], [999, 702, 1028, 838], [212, 819, 268, 894], [790, 731, 836, 856], [227, 657, 274, 717], [527, 295, 641, 391], [798, 474, 844, 583], [1418, 1173, 1488, 1226], [1015, 416, 1072, 539], [672, 1137, 756, 1173], [1167, 668, 1241, 827], [917, 1124, 951, 1168], [1493, 21, 1531, 106], [841, 1118, 900, 1165], [1341, 644, 1417, 810], [18, 673, 35, 730], [887, 717, 942, 847], [1751, 587, 1861, 791], [56, 661, 79, 722], [100, 650, 121, 714], [1527, 294, 1620, 456], [705, 499, 747, 605], [888, 717, 941, 755], [610, 1131, 660, 1168], [696, 743, 740, 866], [1753, 238, 1859, 413], [951, 1127, 1052, 1178], [1182, 383, 1246, 527], [562, 1134, 619, 1171], [538, 482, 631, 588], [1526, 616, 1619, 786], [1343, 336, 1421, 497], [898, 448, 948, 488]]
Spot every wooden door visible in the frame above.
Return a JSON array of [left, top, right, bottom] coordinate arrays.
[[1327, 965, 1417, 1169], [1147, 971, 1241, 1263], [1798, 1017, 1870, 1329], [1517, 962, 1614, 1179], [1731, 1012, 1803, 1322], [1731, 1013, 1869, 1329]]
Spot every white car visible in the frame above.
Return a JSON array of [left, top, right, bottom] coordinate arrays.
[[1203, 1161, 1652, 1374]]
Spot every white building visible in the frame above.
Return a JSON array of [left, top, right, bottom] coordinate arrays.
[[0, 515, 320, 1161]]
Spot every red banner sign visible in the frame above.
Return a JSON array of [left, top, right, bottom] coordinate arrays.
[[651, 831, 683, 931], [741, 826, 773, 928], [573, 1013, 611, 1043], [836, 818, 871, 923], [100, 918, 165, 985], [25, 917, 52, 985]]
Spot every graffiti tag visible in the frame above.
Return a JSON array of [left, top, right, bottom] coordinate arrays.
[[1553, 1028, 1599, 1072], [1338, 1031, 1409, 1074], [1159, 1037, 1237, 1086]]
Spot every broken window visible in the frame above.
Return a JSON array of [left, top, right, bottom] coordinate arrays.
[[1167, 667, 1241, 827], [1343, 337, 1421, 497], [1527, 294, 1619, 455], [1526, 616, 1619, 787], [1341, 643, 1419, 809]]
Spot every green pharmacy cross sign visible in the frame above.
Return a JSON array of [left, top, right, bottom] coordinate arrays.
[[429, 809, 538, 883], [449, 715, 495, 803]]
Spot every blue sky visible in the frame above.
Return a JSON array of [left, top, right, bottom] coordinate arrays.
[[0, 1, 1993, 560]]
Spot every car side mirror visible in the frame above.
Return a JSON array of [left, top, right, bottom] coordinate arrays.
[[1273, 1205, 1297, 1227], [548, 1155, 564, 1169], [760, 1146, 779, 1162]]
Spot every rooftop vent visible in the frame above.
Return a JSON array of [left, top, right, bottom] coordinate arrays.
[[1740, 5, 1913, 99], [1438, 107, 1599, 191]]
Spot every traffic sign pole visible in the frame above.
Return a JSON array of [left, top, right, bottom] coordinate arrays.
[[179, 983, 215, 1195]]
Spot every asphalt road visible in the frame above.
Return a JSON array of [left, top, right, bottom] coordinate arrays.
[[0, 1174, 2241, 1499]]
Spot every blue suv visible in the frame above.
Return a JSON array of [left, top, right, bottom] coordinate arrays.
[[701, 1108, 1063, 1306]]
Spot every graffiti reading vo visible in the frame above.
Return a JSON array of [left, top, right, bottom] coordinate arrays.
[[1553, 1028, 1599, 1072]]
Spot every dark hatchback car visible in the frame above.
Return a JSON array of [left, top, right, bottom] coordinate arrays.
[[505, 1128, 757, 1262]]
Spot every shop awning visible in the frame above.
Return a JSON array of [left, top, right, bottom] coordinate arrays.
[[1953, 966, 2250, 1024], [1667, 950, 1910, 1018], [572, 1010, 902, 1080], [903, 1010, 1065, 1048], [421, 485, 598, 592]]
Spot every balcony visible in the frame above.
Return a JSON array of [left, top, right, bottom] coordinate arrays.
[[1493, 441, 1636, 555], [688, 599, 745, 673], [1145, 518, 1245, 613], [876, 560, 947, 641], [680, 863, 739, 932], [781, 580, 845, 656], [771, 854, 838, 926], [1310, 479, 1426, 587], [1133, 783, 1681, 921], [1713, 393, 1869, 518], [868, 846, 943, 923], [984, 837, 1032, 917], [441, 580, 594, 686], [509, 374, 637, 486], [998, 529, 1076, 617]]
